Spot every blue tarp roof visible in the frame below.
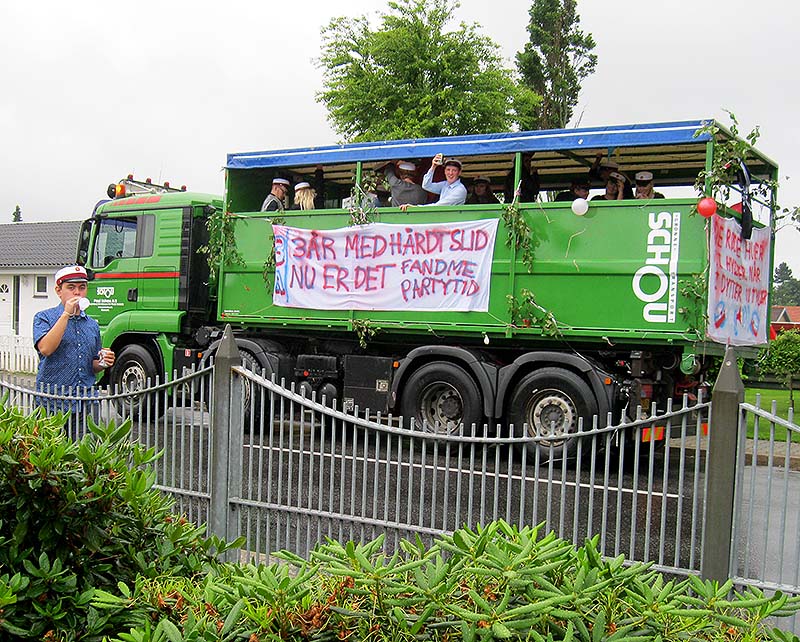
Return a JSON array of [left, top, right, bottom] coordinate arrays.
[[226, 119, 716, 170]]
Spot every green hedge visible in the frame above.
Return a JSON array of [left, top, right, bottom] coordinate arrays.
[[0, 400, 230, 640], [94, 521, 800, 642]]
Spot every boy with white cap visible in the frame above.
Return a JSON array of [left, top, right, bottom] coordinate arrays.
[[33, 265, 116, 434], [381, 161, 428, 206], [261, 177, 291, 212], [634, 171, 665, 199]]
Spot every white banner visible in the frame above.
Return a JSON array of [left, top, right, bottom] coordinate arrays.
[[272, 219, 499, 311], [707, 215, 770, 345]]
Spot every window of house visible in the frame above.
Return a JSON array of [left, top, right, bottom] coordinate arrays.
[[34, 275, 48, 296]]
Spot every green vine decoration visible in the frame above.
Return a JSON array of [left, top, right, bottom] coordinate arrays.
[[198, 209, 245, 279], [501, 201, 536, 272], [262, 216, 286, 286], [678, 272, 708, 338], [347, 173, 384, 226], [693, 111, 777, 214], [507, 288, 559, 337], [352, 319, 378, 349]]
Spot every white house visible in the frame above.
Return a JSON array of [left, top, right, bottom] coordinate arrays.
[[0, 221, 82, 371]]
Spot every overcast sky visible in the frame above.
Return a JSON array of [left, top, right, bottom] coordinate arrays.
[[2, 0, 798, 274]]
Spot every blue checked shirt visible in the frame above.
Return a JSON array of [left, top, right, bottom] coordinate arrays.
[[33, 304, 102, 393]]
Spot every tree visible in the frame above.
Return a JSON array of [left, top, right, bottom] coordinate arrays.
[[774, 261, 793, 285], [12, 205, 21, 222], [772, 262, 800, 306], [759, 330, 800, 408], [317, 0, 538, 142], [516, 0, 597, 130]]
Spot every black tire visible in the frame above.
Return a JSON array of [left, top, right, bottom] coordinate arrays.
[[508, 367, 598, 462], [400, 361, 483, 434], [111, 344, 164, 420], [200, 347, 274, 431], [239, 349, 274, 430]]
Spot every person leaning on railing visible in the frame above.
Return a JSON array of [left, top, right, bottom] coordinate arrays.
[[634, 171, 665, 199], [399, 154, 467, 212]]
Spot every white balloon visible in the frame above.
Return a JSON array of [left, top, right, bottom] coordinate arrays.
[[571, 198, 589, 216], [78, 297, 91, 311]]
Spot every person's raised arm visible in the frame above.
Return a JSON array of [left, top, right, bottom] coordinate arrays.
[[35, 297, 79, 356]]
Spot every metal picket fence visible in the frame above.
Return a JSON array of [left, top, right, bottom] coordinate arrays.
[[226, 364, 710, 580], [0, 335, 39, 374], [2, 338, 800, 633], [0, 366, 213, 525]]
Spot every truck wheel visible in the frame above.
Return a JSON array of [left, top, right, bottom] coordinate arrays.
[[111, 345, 163, 419], [400, 361, 483, 434], [239, 349, 271, 430], [508, 367, 598, 462]]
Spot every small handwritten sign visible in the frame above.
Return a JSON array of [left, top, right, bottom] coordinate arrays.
[[272, 219, 499, 311], [707, 215, 770, 345]]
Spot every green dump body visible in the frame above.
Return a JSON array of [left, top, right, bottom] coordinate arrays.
[[218, 198, 707, 352]]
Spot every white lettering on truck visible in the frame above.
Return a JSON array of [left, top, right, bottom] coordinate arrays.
[[632, 211, 680, 323]]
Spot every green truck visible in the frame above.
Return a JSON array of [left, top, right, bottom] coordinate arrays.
[[77, 119, 777, 455]]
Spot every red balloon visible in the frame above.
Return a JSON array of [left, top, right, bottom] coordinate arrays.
[[697, 197, 717, 218]]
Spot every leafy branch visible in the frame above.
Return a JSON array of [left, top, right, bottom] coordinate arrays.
[[262, 216, 286, 286], [198, 209, 245, 279], [507, 288, 559, 336], [678, 272, 708, 337], [501, 201, 536, 272], [352, 319, 377, 349], [347, 173, 383, 226]]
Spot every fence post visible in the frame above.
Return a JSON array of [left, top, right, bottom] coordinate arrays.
[[701, 346, 744, 582], [208, 325, 241, 546]]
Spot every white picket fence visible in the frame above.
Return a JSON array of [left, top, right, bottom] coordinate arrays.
[[0, 335, 39, 374]]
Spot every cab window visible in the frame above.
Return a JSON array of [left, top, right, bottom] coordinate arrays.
[[91, 217, 139, 268]]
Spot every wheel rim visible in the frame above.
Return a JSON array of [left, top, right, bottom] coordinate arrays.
[[525, 388, 578, 445], [120, 362, 147, 393], [418, 381, 463, 434]]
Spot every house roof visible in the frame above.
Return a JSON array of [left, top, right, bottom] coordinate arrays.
[[0, 221, 82, 269], [771, 306, 800, 323]]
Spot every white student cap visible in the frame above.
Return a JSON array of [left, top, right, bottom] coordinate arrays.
[[635, 171, 654, 182], [55, 265, 88, 286], [444, 158, 462, 169], [473, 176, 491, 183], [294, 181, 311, 190], [398, 161, 416, 171], [272, 177, 290, 186]]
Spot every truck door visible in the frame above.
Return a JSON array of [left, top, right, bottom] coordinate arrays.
[[88, 215, 142, 327], [135, 209, 180, 312]]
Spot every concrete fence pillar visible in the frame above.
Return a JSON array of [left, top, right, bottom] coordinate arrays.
[[701, 346, 744, 582], [208, 324, 242, 549]]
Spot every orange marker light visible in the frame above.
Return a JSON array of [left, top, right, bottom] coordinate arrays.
[[114, 183, 126, 198]]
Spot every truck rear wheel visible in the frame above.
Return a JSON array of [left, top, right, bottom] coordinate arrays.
[[400, 361, 483, 434], [111, 344, 163, 420], [508, 367, 598, 462]]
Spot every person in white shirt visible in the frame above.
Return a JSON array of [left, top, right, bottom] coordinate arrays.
[[399, 154, 467, 211]]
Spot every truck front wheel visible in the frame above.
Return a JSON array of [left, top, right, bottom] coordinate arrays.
[[508, 367, 598, 461], [400, 361, 483, 434], [111, 344, 162, 419]]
